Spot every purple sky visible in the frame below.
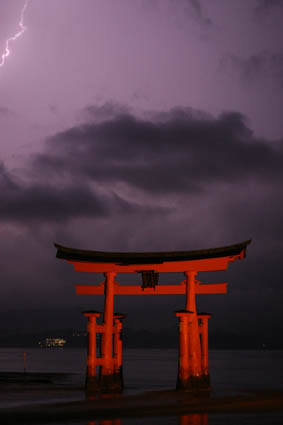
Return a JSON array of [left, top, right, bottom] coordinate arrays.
[[0, 0, 283, 339]]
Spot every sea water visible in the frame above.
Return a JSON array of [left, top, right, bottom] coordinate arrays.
[[0, 348, 283, 424]]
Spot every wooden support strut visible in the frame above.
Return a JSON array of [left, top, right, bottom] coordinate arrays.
[[83, 310, 126, 394], [198, 313, 211, 385], [113, 313, 126, 391], [83, 311, 101, 392]]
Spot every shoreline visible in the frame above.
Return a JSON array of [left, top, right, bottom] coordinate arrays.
[[0, 371, 283, 422]]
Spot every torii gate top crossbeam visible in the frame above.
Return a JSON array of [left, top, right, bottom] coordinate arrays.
[[54, 240, 251, 274]]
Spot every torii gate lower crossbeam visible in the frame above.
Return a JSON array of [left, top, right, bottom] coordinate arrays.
[[55, 239, 250, 393]]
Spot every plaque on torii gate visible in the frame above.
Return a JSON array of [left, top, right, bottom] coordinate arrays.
[[55, 239, 250, 393]]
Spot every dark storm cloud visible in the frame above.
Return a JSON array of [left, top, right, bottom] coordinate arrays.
[[33, 108, 283, 196], [220, 51, 283, 86], [0, 160, 153, 223], [81, 102, 130, 122], [146, 0, 213, 28], [2, 106, 283, 231], [0, 162, 17, 190], [169, 0, 213, 28], [0, 162, 107, 222], [184, 0, 212, 27], [255, 0, 283, 14]]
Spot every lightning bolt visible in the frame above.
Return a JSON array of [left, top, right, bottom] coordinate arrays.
[[0, 0, 30, 68]]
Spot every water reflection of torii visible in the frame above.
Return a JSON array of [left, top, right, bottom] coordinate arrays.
[[88, 412, 209, 424], [55, 240, 251, 393]]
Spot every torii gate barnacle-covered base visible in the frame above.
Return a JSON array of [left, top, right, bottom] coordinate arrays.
[[55, 240, 251, 393]]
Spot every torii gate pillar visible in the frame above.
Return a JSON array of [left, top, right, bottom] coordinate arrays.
[[99, 272, 116, 391], [176, 271, 204, 390]]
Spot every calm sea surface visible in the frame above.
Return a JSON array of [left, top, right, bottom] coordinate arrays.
[[0, 348, 282, 424]]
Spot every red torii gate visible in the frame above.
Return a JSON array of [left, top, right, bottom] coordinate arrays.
[[55, 240, 250, 393]]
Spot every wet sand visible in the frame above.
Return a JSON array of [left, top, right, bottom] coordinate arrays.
[[0, 372, 283, 423], [1, 387, 283, 423]]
